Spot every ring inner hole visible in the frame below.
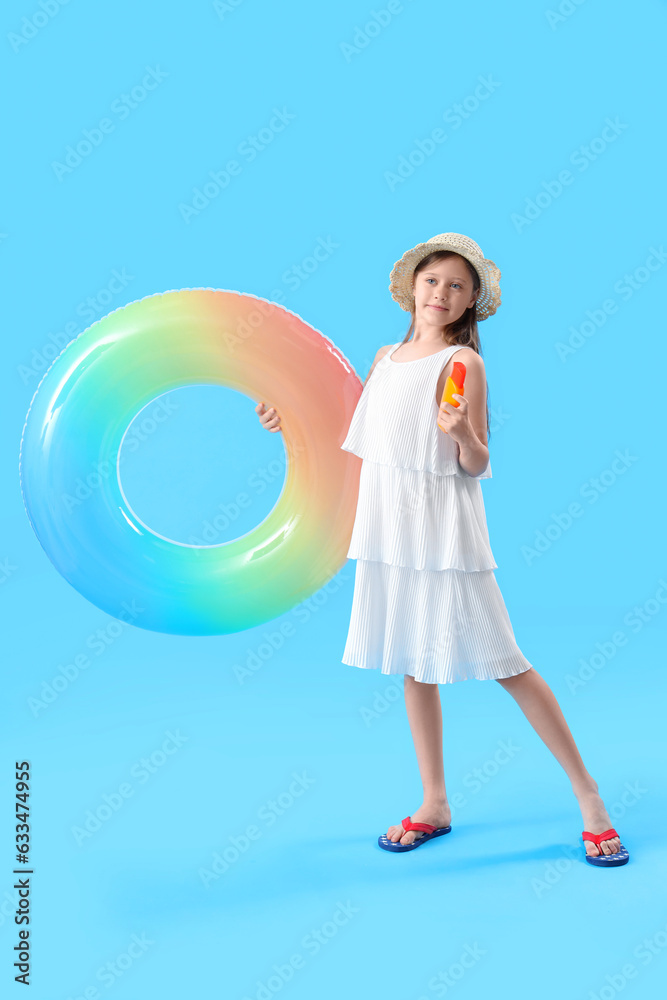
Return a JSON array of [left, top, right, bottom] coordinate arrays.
[[117, 384, 286, 546]]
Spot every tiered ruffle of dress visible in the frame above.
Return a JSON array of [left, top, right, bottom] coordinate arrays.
[[340, 342, 533, 684]]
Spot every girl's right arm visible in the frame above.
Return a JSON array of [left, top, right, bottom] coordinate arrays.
[[363, 344, 393, 386], [256, 345, 393, 433]]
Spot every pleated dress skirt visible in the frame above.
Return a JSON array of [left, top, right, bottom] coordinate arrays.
[[341, 461, 533, 684]]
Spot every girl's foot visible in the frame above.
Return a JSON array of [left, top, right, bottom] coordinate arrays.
[[386, 802, 452, 846], [576, 784, 622, 856]]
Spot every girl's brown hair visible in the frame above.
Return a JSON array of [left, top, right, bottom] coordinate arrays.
[[399, 250, 490, 440]]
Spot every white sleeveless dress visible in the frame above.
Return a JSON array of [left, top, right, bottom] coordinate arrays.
[[340, 342, 533, 684]]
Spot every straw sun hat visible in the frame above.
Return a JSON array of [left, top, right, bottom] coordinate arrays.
[[389, 232, 501, 321]]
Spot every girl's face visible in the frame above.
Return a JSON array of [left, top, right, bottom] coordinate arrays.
[[412, 256, 478, 327]]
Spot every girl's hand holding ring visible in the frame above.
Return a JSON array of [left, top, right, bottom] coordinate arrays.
[[256, 401, 282, 433]]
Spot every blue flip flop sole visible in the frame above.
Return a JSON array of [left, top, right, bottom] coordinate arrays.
[[584, 843, 630, 866], [378, 825, 452, 852]]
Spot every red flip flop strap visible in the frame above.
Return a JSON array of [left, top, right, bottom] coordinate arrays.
[[402, 816, 437, 834], [582, 828, 618, 844]]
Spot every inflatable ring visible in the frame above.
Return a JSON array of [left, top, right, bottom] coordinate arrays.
[[19, 289, 362, 636]]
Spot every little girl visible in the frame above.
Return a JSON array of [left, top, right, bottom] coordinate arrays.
[[256, 232, 629, 867]]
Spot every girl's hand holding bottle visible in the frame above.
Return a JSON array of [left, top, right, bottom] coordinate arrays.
[[437, 392, 471, 442], [437, 360, 470, 442], [256, 401, 282, 432]]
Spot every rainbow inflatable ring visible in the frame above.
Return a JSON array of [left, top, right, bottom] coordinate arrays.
[[19, 289, 363, 636]]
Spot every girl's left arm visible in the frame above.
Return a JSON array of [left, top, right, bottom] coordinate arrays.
[[437, 349, 490, 477]]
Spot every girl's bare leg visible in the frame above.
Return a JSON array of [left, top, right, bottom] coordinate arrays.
[[386, 675, 452, 845], [496, 667, 622, 856]]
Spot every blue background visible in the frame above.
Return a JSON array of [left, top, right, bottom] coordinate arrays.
[[2, 1, 666, 997]]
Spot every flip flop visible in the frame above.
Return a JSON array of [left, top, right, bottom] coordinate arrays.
[[378, 815, 452, 853], [581, 827, 629, 867]]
